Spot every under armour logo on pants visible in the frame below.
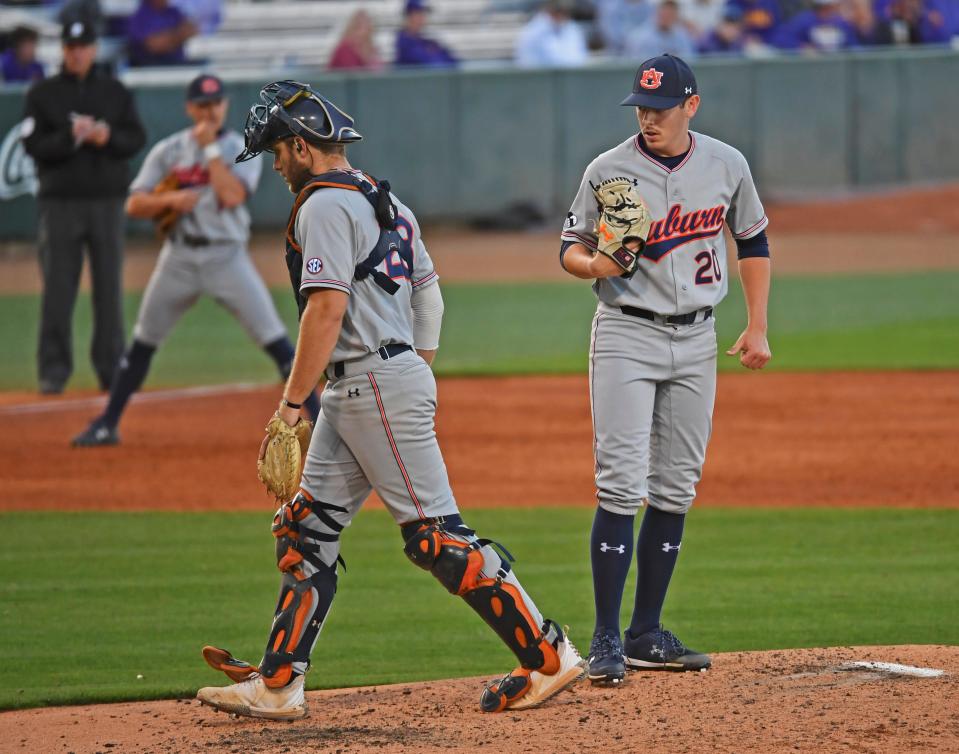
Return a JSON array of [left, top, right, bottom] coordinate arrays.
[[600, 542, 626, 554], [661, 542, 681, 553], [348, 388, 360, 398]]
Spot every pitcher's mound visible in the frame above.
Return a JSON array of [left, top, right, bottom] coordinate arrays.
[[4, 645, 955, 753]]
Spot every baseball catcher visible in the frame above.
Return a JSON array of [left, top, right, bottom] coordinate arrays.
[[195, 81, 585, 721]]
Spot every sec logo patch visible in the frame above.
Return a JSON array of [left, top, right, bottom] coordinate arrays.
[[306, 258, 323, 275]]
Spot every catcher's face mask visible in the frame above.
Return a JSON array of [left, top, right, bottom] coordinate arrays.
[[236, 80, 363, 163]]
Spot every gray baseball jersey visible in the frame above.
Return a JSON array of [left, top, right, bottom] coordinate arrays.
[[129, 128, 286, 347], [292, 176, 542, 631], [293, 176, 439, 364], [563, 129, 768, 516], [561, 130, 767, 316], [131, 128, 260, 244]]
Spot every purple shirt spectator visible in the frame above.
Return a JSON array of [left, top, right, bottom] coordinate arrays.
[[1, 48, 45, 83], [395, 0, 457, 67], [698, 7, 747, 54], [727, 0, 782, 43], [773, 1, 858, 50], [874, 0, 952, 42], [395, 30, 458, 66], [127, 0, 195, 66], [2, 26, 44, 83]]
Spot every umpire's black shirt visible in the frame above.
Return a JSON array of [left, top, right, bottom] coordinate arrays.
[[22, 65, 146, 198]]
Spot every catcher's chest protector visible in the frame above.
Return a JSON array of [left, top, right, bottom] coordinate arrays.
[[284, 171, 413, 318]]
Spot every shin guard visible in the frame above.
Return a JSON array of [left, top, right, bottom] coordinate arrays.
[[403, 519, 561, 675], [258, 494, 344, 689]]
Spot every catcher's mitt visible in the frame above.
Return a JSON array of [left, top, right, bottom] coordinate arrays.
[[257, 413, 313, 501], [591, 177, 653, 275], [153, 173, 181, 239]]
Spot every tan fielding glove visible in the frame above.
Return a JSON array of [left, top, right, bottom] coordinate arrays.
[[153, 173, 181, 239], [591, 177, 653, 276], [257, 413, 313, 502]]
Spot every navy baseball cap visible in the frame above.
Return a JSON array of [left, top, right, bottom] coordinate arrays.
[[405, 0, 431, 13], [62, 19, 96, 46], [620, 54, 697, 110], [187, 74, 225, 103]]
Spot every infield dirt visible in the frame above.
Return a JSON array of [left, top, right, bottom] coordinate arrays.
[[2, 645, 956, 753]]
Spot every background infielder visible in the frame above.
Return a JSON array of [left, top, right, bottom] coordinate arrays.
[[195, 81, 585, 720], [72, 74, 317, 447], [560, 54, 772, 684]]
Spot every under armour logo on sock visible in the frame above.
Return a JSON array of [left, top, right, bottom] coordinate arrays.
[[600, 542, 626, 554], [348, 388, 361, 398], [662, 542, 681, 553]]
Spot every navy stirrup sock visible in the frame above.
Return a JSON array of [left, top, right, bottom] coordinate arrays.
[[101, 339, 156, 428], [629, 505, 686, 637], [590, 507, 635, 634], [264, 337, 321, 422]]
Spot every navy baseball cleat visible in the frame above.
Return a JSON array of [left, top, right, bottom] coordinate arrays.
[[587, 628, 626, 685], [623, 625, 711, 671], [72, 419, 120, 448]]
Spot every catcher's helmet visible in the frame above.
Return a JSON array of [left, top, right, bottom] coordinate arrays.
[[236, 80, 362, 163]]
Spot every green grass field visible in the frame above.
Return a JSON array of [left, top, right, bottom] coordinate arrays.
[[1, 508, 956, 710], [0, 270, 957, 389]]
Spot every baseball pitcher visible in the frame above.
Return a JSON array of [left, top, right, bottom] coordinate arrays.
[[560, 54, 772, 684], [196, 81, 585, 720]]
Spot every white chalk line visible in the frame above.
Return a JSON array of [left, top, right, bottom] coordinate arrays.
[[840, 661, 945, 678], [0, 382, 274, 417]]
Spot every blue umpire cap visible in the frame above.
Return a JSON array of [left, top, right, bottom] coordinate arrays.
[[621, 53, 697, 110]]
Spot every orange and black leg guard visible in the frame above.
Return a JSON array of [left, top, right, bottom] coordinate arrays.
[[259, 493, 345, 688], [402, 514, 561, 710]]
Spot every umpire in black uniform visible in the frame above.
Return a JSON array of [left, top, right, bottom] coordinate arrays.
[[22, 20, 146, 394]]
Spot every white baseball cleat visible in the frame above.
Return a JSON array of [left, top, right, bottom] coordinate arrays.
[[196, 674, 307, 720], [507, 627, 586, 710]]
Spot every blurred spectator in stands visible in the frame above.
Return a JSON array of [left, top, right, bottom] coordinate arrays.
[[623, 0, 696, 59], [329, 9, 383, 71], [596, 0, 651, 54], [395, 0, 458, 67], [874, 0, 951, 43], [679, 0, 725, 41], [698, 5, 747, 53], [515, 0, 589, 67], [126, 0, 197, 67], [774, 0, 857, 50], [727, 0, 782, 44], [1, 25, 44, 82], [172, 0, 222, 36], [843, 0, 877, 43], [22, 20, 146, 395]]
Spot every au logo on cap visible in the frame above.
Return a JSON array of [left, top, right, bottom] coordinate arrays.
[[200, 77, 220, 94], [70, 22, 83, 37], [639, 68, 664, 90]]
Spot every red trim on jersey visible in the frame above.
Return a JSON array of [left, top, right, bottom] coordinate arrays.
[[633, 132, 697, 174], [412, 271, 438, 288], [732, 215, 768, 239], [368, 372, 424, 519]]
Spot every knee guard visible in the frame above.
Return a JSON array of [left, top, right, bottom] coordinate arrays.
[[402, 519, 560, 675], [259, 493, 346, 688]]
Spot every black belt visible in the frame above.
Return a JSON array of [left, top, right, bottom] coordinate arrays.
[[332, 343, 413, 378], [178, 232, 210, 247], [620, 305, 713, 326]]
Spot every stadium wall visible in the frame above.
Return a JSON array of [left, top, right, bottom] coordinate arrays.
[[1, 48, 957, 239]]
